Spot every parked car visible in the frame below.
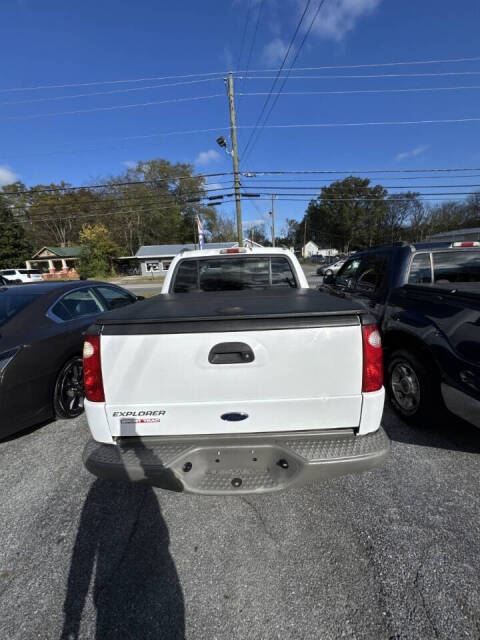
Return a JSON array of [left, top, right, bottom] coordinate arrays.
[[0, 281, 140, 439], [321, 241, 480, 426], [317, 259, 346, 276], [0, 268, 44, 284], [83, 247, 389, 495]]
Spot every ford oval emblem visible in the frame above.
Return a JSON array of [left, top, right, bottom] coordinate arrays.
[[221, 412, 249, 422]]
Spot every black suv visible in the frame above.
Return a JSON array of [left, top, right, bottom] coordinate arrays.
[[321, 241, 480, 426]]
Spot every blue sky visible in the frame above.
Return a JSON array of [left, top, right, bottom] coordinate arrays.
[[1, 0, 480, 235]]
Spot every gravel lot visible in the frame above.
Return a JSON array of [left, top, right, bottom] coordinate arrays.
[[0, 407, 479, 639]]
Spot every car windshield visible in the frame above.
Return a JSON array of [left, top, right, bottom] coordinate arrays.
[[172, 256, 297, 292], [0, 292, 39, 327]]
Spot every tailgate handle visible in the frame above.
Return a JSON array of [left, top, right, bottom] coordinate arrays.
[[209, 342, 255, 364]]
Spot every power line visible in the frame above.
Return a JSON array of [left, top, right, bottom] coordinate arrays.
[[0, 71, 235, 94], [0, 77, 224, 107], [3, 167, 480, 199], [3, 111, 479, 160], [2, 55, 479, 94], [243, 55, 480, 73], [241, 0, 313, 158], [244, 167, 480, 175], [241, 173, 480, 181], [5, 182, 478, 216], [244, 191, 480, 197], [1, 94, 224, 121], [240, 183, 480, 190], [4, 187, 237, 216], [242, 0, 327, 163], [239, 85, 480, 97], [0, 172, 233, 196], [4, 192, 477, 226], [239, 70, 480, 80], [237, 116, 480, 130], [241, 0, 265, 94], [236, 0, 253, 73]]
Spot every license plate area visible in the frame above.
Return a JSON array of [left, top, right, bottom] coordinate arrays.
[[170, 444, 299, 494]]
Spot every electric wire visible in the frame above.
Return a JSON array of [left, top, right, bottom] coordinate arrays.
[[242, 0, 327, 163], [240, 0, 313, 158]]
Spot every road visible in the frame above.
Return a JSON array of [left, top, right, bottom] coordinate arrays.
[[1, 408, 479, 639]]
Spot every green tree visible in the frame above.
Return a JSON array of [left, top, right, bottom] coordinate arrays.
[[103, 159, 218, 253], [78, 224, 120, 278], [0, 197, 32, 269], [299, 177, 388, 252]]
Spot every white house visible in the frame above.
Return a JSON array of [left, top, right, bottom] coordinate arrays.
[[302, 240, 338, 259], [120, 238, 264, 277]]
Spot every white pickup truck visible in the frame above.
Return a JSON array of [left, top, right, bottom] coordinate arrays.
[[83, 248, 389, 494]]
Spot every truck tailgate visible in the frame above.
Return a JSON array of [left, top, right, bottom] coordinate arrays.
[[102, 324, 363, 436], [96, 289, 367, 437]]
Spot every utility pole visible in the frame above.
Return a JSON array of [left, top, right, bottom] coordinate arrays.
[[303, 217, 307, 258], [226, 72, 243, 246], [270, 194, 276, 247]]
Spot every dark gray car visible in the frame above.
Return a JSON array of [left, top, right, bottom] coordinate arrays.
[[0, 280, 139, 439]]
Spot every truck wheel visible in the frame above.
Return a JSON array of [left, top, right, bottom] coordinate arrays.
[[386, 349, 443, 424], [54, 356, 85, 419]]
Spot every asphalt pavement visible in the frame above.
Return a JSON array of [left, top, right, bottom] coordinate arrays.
[[1, 264, 479, 639], [0, 407, 479, 639]]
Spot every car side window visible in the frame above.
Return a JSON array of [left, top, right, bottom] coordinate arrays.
[[355, 256, 388, 294], [50, 288, 105, 321], [408, 253, 432, 284], [95, 286, 135, 309], [335, 259, 361, 288]]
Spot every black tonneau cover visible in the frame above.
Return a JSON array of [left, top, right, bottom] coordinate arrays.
[[97, 289, 367, 335]]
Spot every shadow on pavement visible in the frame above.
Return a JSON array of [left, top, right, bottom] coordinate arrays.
[[383, 403, 480, 454], [61, 446, 184, 639]]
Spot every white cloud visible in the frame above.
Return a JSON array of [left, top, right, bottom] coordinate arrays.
[[222, 46, 234, 69], [243, 218, 265, 228], [122, 160, 136, 168], [262, 37, 295, 65], [0, 166, 18, 186], [307, 0, 382, 41], [395, 144, 430, 162], [195, 149, 221, 165], [206, 182, 223, 191]]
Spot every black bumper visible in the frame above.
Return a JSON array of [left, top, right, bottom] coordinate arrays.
[[83, 427, 390, 495]]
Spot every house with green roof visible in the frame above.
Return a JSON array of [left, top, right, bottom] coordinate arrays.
[[27, 246, 82, 276]]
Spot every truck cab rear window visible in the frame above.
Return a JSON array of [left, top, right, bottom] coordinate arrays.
[[433, 251, 480, 283], [172, 257, 297, 292]]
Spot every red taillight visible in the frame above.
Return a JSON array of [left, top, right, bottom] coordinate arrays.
[[361, 324, 383, 393], [83, 335, 105, 402]]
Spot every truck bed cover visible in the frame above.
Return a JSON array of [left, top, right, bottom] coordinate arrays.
[[96, 288, 367, 335]]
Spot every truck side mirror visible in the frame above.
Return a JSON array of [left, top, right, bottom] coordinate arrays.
[[323, 274, 335, 285]]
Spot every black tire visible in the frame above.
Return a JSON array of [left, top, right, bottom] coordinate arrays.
[[386, 349, 443, 424], [54, 356, 85, 419]]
